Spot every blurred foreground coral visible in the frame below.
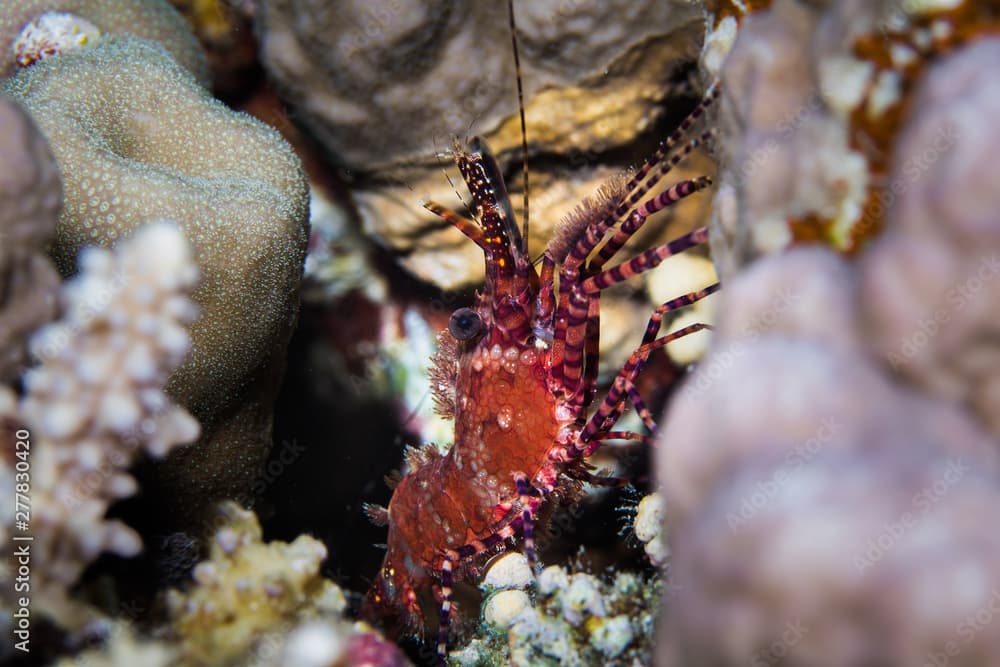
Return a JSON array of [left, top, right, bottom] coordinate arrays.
[[0, 222, 200, 633], [655, 2, 1000, 665]]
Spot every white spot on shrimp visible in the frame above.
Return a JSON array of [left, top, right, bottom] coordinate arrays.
[[496, 406, 513, 431], [555, 404, 575, 422], [520, 349, 537, 366], [490, 344, 503, 360]]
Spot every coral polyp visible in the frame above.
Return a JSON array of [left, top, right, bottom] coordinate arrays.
[[12, 12, 100, 67]]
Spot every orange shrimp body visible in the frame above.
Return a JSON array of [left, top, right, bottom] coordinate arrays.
[[373, 336, 568, 626]]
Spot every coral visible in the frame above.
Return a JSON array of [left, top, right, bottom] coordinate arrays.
[[55, 623, 177, 667], [650, 5, 1000, 663], [655, 246, 1000, 665], [664, 440, 1000, 667], [12, 11, 100, 67], [632, 492, 669, 567], [257, 0, 709, 289], [1, 34, 310, 515], [166, 502, 347, 665], [0, 94, 61, 383], [481, 551, 532, 591], [0, 222, 200, 627], [450, 564, 660, 666], [860, 38, 1000, 437], [708, 0, 1000, 272], [0, 0, 208, 84], [708, 0, 873, 273], [165, 502, 409, 667]]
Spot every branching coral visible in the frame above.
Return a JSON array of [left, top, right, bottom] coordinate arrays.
[[166, 502, 347, 665], [12, 11, 100, 67], [1, 33, 310, 516], [0, 221, 200, 626], [0, 94, 61, 383], [165, 502, 408, 667]]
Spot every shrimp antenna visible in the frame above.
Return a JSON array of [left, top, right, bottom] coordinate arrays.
[[507, 0, 529, 256]]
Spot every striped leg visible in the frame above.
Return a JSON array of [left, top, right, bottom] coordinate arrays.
[[625, 382, 657, 432], [619, 282, 722, 419], [578, 323, 713, 454], [423, 200, 487, 249], [581, 222, 712, 297], [560, 134, 713, 277], [434, 522, 520, 663], [617, 83, 719, 202], [593, 172, 713, 271], [436, 557, 456, 666], [514, 472, 542, 572], [550, 192, 712, 398]]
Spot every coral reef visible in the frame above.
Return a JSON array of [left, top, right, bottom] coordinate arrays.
[[632, 492, 669, 568], [450, 556, 660, 667], [1, 29, 310, 515], [165, 502, 408, 667], [257, 0, 710, 290], [0, 222, 200, 628], [0, 0, 208, 84], [56, 623, 177, 667], [0, 94, 61, 383]]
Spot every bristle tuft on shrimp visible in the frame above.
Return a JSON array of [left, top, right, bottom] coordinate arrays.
[[547, 173, 630, 263], [429, 331, 459, 418]]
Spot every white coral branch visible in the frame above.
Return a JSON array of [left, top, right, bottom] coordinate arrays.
[[1, 221, 200, 624]]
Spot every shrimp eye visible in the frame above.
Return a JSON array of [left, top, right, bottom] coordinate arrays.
[[449, 307, 484, 341]]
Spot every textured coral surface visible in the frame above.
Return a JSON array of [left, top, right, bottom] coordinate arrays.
[[0, 0, 208, 83], [2, 33, 310, 515]]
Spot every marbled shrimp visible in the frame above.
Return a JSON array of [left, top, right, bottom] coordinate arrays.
[[361, 4, 721, 663]]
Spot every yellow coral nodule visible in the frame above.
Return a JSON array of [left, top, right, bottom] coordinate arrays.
[[13, 12, 101, 68]]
